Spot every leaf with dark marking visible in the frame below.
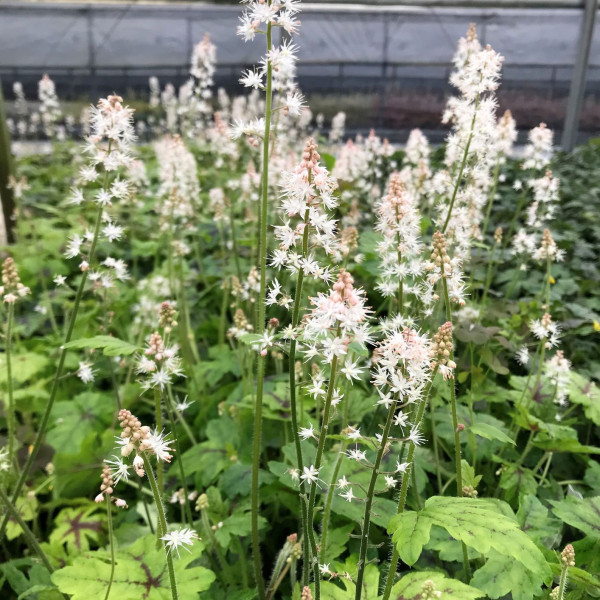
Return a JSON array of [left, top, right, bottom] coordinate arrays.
[[51, 534, 215, 600]]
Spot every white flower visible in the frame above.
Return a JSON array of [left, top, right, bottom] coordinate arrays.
[[65, 234, 84, 259], [161, 528, 199, 557], [103, 222, 124, 242], [300, 465, 320, 486], [396, 461, 410, 473], [408, 427, 425, 446], [239, 70, 263, 89], [148, 429, 174, 462], [96, 189, 113, 207], [69, 188, 84, 205], [394, 411, 409, 428], [54, 274, 67, 286], [337, 475, 350, 489], [77, 361, 95, 383], [340, 488, 355, 502], [340, 358, 364, 381], [284, 91, 305, 116], [346, 448, 367, 462], [385, 475, 397, 488], [105, 456, 130, 485], [299, 424, 317, 440], [176, 397, 193, 413], [516, 347, 530, 366], [346, 427, 362, 441]]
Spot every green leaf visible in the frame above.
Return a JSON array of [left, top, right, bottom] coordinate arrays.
[[470, 422, 515, 445], [6, 495, 39, 541], [532, 423, 600, 454], [461, 460, 483, 490], [348, 341, 368, 357], [517, 494, 562, 547], [52, 534, 215, 600], [388, 511, 431, 566], [48, 504, 105, 553], [237, 333, 263, 346], [0, 352, 49, 384], [471, 550, 546, 600], [568, 372, 600, 425], [550, 496, 600, 540], [419, 497, 551, 579], [47, 391, 111, 453], [390, 570, 485, 599], [63, 335, 139, 356], [320, 556, 379, 599]]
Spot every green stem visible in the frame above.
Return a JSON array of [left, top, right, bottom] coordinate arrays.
[[381, 368, 438, 600], [319, 441, 347, 566], [0, 204, 104, 541], [289, 208, 310, 583], [201, 509, 235, 586], [481, 160, 501, 240], [0, 486, 56, 579], [142, 454, 179, 600], [557, 563, 569, 599], [306, 353, 340, 600], [5, 302, 16, 465], [442, 277, 470, 579], [104, 496, 116, 600], [250, 18, 273, 600], [355, 397, 398, 600], [154, 388, 163, 497], [480, 241, 498, 307], [164, 387, 193, 527], [429, 395, 443, 493]]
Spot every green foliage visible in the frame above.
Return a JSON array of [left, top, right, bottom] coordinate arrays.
[[390, 570, 485, 599], [550, 496, 600, 540], [389, 496, 552, 594], [63, 335, 139, 356], [51, 535, 215, 599]]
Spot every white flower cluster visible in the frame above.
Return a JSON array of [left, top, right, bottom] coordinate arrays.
[[301, 269, 372, 365], [375, 172, 424, 302], [270, 138, 339, 280], [234, 0, 304, 143], [512, 123, 563, 266], [332, 130, 396, 228], [64, 95, 134, 290], [439, 24, 504, 258], [137, 330, 184, 391], [154, 135, 200, 253], [38, 74, 62, 137], [179, 34, 217, 135], [335, 324, 433, 503]]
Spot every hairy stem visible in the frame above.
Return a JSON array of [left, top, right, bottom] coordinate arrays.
[[250, 17, 273, 600], [381, 368, 438, 600], [142, 454, 179, 600]]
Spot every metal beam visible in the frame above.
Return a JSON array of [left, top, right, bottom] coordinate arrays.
[[562, 0, 598, 151]]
